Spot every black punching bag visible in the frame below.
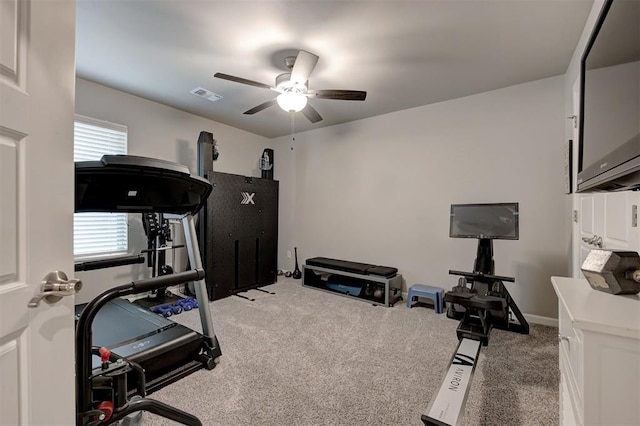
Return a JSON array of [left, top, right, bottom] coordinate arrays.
[[197, 131, 218, 178], [260, 148, 274, 180]]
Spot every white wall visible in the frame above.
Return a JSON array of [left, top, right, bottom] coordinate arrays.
[[74, 78, 272, 303], [274, 76, 566, 319]]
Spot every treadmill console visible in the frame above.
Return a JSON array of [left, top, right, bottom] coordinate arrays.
[[75, 155, 212, 215]]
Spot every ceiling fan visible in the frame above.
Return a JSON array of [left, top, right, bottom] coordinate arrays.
[[214, 50, 367, 123]]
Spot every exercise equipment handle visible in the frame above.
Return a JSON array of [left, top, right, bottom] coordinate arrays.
[[448, 269, 515, 283], [75, 254, 145, 271], [131, 269, 204, 293]]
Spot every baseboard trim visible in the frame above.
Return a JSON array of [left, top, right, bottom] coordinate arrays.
[[523, 313, 558, 328]]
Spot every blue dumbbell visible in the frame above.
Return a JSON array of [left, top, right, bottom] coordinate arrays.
[[152, 304, 174, 317], [152, 302, 182, 317], [176, 297, 198, 311]]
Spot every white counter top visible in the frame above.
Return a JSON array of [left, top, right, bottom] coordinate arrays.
[[551, 276, 640, 340]]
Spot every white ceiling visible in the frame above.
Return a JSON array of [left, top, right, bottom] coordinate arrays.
[[76, 0, 593, 139]]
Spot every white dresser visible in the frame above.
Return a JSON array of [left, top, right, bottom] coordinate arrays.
[[551, 277, 640, 426]]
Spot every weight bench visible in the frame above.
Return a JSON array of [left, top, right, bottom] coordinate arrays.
[[305, 257, 398, 278], [302, 257, 402, 306]]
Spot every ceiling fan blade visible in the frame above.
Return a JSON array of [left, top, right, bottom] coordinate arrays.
[[301, 104, 323, 123], [244, 99, 277, 115], [308, 90, 367, 101], [214, 72, 272, 90], [290, 50, 319, 85]]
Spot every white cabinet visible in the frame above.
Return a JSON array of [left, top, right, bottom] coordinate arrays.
[[575, 192, 640, 276], [552, 276, 640, 426]]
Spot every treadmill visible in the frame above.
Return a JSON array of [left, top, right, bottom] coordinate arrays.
[[75, 155, 222, 425]]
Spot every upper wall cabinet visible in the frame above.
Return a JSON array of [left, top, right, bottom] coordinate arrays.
[[602, 192, 640, 250], [577, 192, 640, 271]]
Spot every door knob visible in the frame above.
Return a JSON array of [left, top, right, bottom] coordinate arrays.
[[594, 236, 603, 248], [558, 334, 571, 348], [582, 235, 603, 247], [28, 271, 82, 308]]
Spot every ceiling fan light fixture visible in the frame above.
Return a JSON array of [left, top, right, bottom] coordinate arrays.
[[277, 92, 307, 112], [213, 50, 364, 123], [276, 73, 293, 90]]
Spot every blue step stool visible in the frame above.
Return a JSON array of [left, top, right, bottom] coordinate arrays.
[[407, 284, 444, 314]]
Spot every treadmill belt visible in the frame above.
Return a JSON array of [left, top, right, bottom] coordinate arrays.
[[75, 298, 176, 348]]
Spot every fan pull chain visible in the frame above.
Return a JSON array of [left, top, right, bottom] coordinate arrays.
[[290, 113, 296, 143]]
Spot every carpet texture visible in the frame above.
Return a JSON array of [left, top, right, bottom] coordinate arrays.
[[139, 279, 559, 425]]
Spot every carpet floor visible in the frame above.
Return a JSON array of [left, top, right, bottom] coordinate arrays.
[[138, 279, 559, 426]]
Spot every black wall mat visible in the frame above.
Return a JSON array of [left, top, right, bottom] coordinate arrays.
[[202, 172, 278, 300]]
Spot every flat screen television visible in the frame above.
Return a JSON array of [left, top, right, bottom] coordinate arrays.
[[449, 203, 519, 240], [577, 0, 640, 192]]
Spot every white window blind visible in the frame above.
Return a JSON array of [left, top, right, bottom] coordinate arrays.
[[74, 115, 128, 258]]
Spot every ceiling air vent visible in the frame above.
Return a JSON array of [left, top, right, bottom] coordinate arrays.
[[190, 87, 223, 102]]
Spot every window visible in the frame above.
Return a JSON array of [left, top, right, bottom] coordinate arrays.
[[74, 115, 128, 258]]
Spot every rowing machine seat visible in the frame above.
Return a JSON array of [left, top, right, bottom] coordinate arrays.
[[444, 292, 506, 311]]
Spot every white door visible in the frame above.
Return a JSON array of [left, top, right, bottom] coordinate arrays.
[[0, 0, 76, 425]]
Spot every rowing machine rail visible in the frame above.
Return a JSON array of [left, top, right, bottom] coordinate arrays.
[[422, 338, 482, 426]]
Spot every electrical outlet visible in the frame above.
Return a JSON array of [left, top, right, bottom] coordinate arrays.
[[287, 250, 292, 259]]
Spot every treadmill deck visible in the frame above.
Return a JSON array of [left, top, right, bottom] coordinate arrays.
[[76, 299, 203, 387]]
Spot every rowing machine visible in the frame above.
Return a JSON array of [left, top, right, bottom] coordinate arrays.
[[422, 236, 529, 425]]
